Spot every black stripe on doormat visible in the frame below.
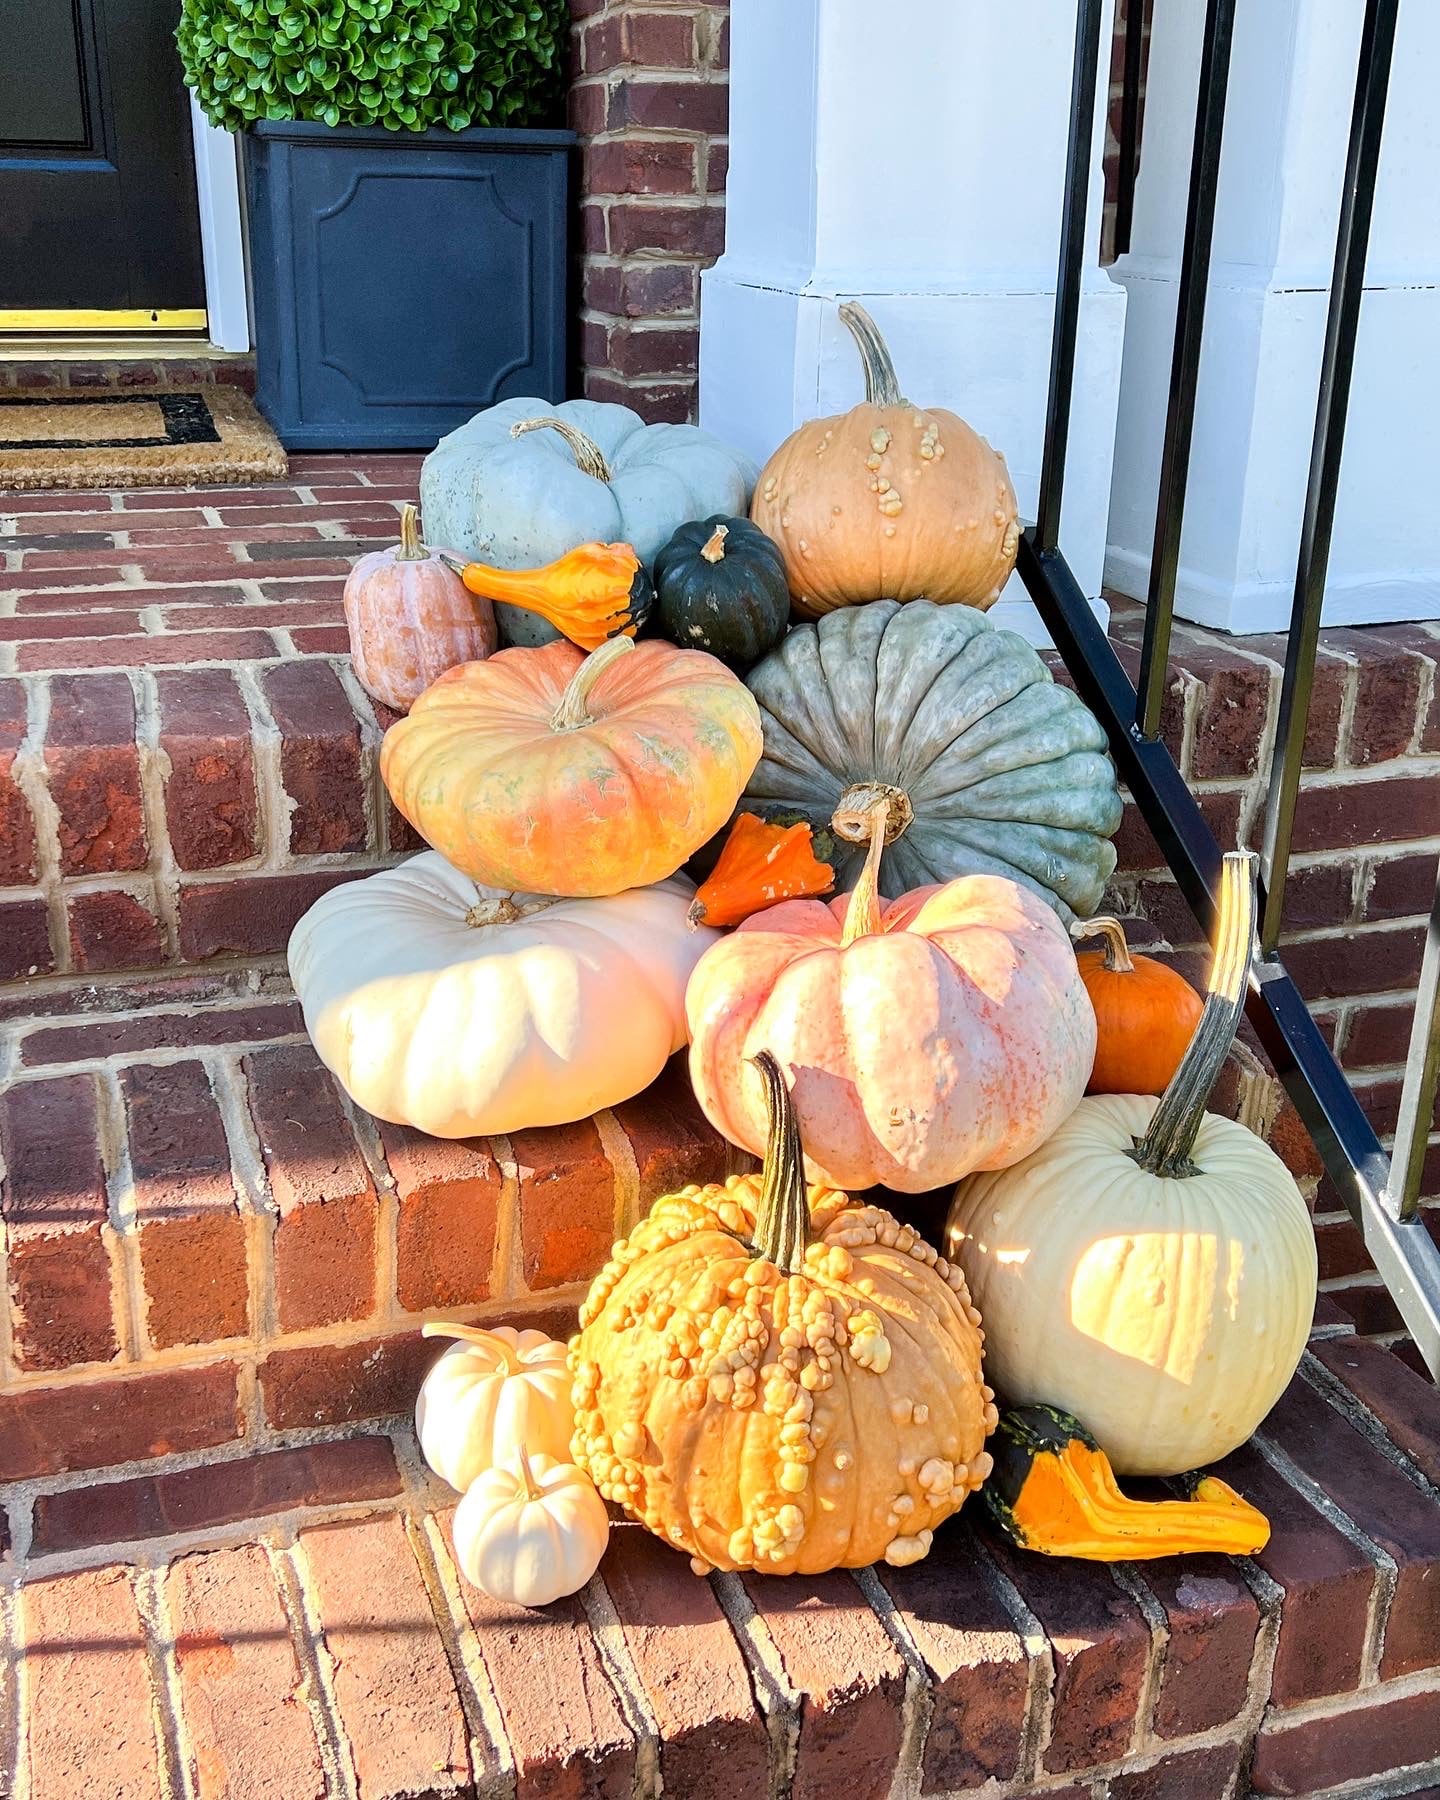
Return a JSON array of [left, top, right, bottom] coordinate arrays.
[[0, 391, 223, 452]]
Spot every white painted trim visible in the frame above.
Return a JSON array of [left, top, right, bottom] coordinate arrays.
[[189, 97, 250, 353]]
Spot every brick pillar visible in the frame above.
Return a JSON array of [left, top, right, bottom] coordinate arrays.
[[569, 0, 729, 423]]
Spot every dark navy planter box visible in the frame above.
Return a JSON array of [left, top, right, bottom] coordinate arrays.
[[243, 121, 573, 451]]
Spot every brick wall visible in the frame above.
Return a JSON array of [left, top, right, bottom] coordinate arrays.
[[569, 0, 729, 423]]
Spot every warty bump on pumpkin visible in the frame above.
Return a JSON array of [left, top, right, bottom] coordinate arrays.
[[568, 1052, 996, 1576]]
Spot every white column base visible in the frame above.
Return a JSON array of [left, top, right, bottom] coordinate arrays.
[[700, 274, 1124, 647], [189, 99, 251, 354]]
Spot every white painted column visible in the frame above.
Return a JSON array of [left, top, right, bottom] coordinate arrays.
[[189, 99, 251, 353], [698, 0, 1125, 643], [1105, 0, 1440, 634]]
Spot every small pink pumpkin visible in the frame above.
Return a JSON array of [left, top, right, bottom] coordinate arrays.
[[344, 503, 496, 712], [686, 793, 1096, 1192]]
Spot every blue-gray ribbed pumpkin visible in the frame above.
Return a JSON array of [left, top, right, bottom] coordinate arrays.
[[740, 599, 1121, 919]]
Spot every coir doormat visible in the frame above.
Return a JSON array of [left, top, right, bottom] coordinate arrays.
[[0, 386, 288, 490]]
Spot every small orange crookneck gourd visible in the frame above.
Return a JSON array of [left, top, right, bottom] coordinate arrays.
[[568, 1050, 995, 1575], [439, 540, 653, 652], [1070, 916, 1204, 1095], [688, 813, 835, 928], [981, 1405, 1271, 1560]]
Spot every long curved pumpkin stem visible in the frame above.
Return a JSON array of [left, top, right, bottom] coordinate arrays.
[[396, 503, 426, 562], [515, 1441, 542, 1503], [1131, 851, 1258, 1178], [551, 633, 635, 731], [509, 416, 614, 483], [838, 302, 908, 408], [421, 1321, 513, 1373], [837, 796, 891, 947], [750, 1051, 809, 1275], [1070, 915, 1136, 974]]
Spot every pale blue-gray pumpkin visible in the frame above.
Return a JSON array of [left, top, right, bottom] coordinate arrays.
[[740, 599, 1122, 919], [421, 399, 758, 647]]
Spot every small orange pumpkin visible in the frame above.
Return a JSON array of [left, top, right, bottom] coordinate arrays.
[[448, 541, 654, 652], [1070, 916, 1205, 1095], [380, 633, 763, 897], [688, 813, 834, 928], [343, 504, 495, 712]]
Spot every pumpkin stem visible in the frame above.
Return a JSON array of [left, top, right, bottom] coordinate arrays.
[[1070, 916, 1136, 974], [1131, 851, 1258, 1178], [750, 1051, 809, 1275], [833, 782, 914, 845], [515, 1441, 542, 1503], [838, 302, 908, 408], [550, 633, 636, 731], [396, 503, 426, 562], [464, 891, 561, 929], [700, 522, 729, 564], [837, 797, 892, 946], [421, 1321, 512, 1373], [510, 416, 614, 484]]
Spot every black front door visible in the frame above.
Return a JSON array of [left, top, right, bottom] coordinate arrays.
[[0, 0, 206, 312]]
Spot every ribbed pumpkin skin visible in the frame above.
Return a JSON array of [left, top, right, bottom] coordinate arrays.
[[287, 852, 718, 1136], [741, 600, 1122, 920], [753, 402, 1018, 616], [422, 397, 758, 646], [686, 875, 1095, 1192], [945, 1094, 1318, 1476], [343, 542, 496, 712], [380, 639, 763, 896], [569, 1180, 992, 1574]]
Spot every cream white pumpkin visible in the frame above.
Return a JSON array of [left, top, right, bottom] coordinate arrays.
[[287, 852, 719, 1137], [452, 1448, 609, 1607], [944, 852, 1317, 1476], [415, 1324, 573, 1493]]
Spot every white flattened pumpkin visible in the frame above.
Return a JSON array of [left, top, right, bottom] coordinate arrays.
[[421, 398, 758, 646], [287, 851, 719, 1137], [740, 599, 1122, 920], [945, 854, 1318, 1477]]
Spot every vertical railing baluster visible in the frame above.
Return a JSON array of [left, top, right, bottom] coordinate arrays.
[[1034, 0, 1104, 556], [1384, 861, 1440, 1222], [1134, 0, 1236, 739], [1258, 0, 1399, 954], [1114, 0, 1148, 258]]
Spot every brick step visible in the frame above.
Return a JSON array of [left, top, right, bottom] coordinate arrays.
[[1, 460, 425, 982], [0, 354, 256, 394], [0, 965, 739, 1481], [2, 1343, 1439, 1799]]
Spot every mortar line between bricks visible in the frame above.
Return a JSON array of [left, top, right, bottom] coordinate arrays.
[[132, 666, 182, 959], [409, 1509, 516, 1800], [268, 1536, 360, 1800], [230, 660, 293, 872], [7, 1576, 33, 1800], [1304, 1754, 1440, 1800], [577, 1571, 662, 1799], [1109, 1564, 1168, 1756], [11, 673, 70, 978], [707, 1569, 799, 1800], [335, 1092, 400, 1323], [1298, 1351, 1440, 1498], [96, 1062, 144, 1363], [1231, 1552, 1284, 1741], [851, 1563, 930, 1800], [487, 1133, 527, 1304], [10, 1030, 312, 1080], [593, 1107, 641, 1239], [0, 1582, 17, 1798], [130, 1563, 190, 1800], [0, 1278, 590, 1400], [332, 659, 387, 855], [0, 848, 398, 907], [207, 1055, 280, 1366], [1250, 1431, 1397, 1686], [970, 1529, 1056, 1785]]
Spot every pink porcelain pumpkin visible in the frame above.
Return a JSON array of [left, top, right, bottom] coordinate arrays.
[[344, 503, 496, 712], [686, 791, 1095, 1192]]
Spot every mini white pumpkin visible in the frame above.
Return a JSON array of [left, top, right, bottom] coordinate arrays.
[[287, 852, 720, 1137], [452, 1447, 610, 1607], [945, 853, 1317, 1477], [420, 397, 758, 645], [416, 1324, 573, 1493]]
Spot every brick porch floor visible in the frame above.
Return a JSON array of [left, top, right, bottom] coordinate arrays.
[[3, 464, 1440, 1797]]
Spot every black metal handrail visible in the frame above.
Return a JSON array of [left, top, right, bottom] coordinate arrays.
[[1026, 0, 1440, 1378]]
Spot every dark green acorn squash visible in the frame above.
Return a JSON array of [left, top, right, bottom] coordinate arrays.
[[653, 515, 791, 670]]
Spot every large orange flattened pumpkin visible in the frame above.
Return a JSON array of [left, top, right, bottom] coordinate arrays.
[[380, 634, 763, 897]]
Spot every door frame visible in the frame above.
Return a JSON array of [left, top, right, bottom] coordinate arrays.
[[189, 96, 250, 352]]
